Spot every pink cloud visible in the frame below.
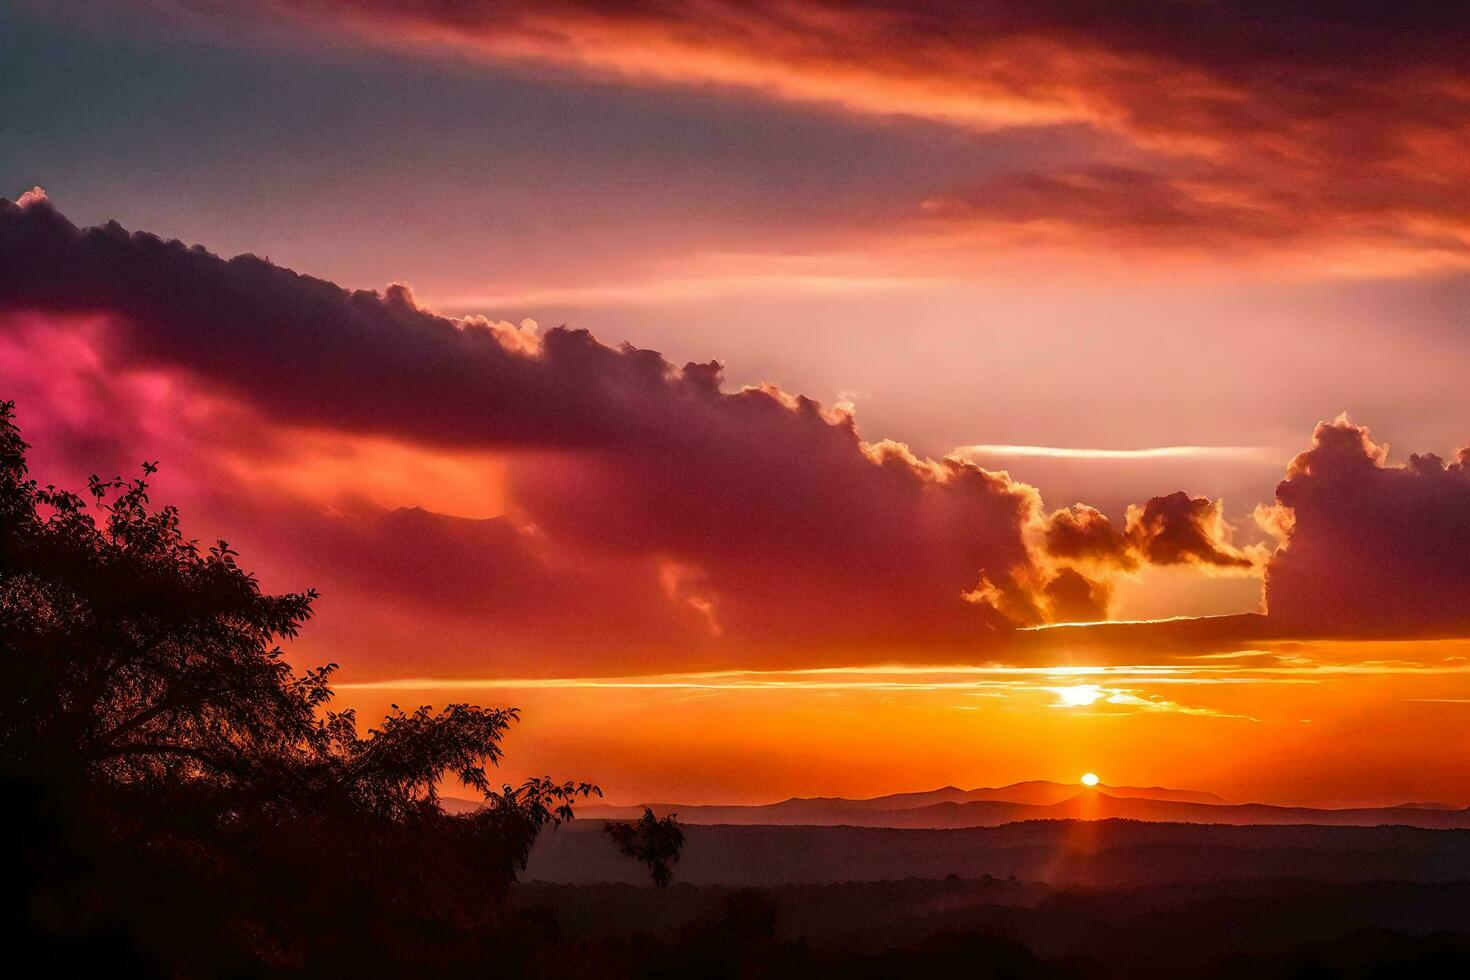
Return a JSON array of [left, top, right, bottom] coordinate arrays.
[[6, 197, 1470, 678], [1264, 417, 1470, 635]]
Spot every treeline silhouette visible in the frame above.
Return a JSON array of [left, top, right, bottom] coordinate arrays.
[[0, 401, 674, 975]]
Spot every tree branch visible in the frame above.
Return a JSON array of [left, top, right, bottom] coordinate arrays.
[[92, 742, 246, 779]]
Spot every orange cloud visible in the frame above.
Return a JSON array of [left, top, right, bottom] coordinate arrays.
[[1043, 492, 1257, 575], [1125, 492, 1256, 571], [1043, 503, 1136, 571]]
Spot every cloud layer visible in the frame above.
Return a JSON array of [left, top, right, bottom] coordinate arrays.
[[4, 195, 1469, 675], [181, 0, 1470, 271]]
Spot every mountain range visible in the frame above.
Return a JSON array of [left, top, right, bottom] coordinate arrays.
[[553, 780, 1470, 830]]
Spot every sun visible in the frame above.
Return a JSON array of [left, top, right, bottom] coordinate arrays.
[[1080, 772, 1100, 787]]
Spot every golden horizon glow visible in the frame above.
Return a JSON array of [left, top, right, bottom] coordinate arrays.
[[1053, 684, 1106, 707], [319, 638, 1470, 809]]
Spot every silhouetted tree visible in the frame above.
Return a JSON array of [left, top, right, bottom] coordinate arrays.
[[0, 400, 598, 971], [605, 807, 686, 887]]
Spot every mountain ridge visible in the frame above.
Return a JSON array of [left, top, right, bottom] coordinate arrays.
[[552, 781, 1470, 830]]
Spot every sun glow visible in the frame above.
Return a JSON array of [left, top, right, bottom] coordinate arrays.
[[1054, 684, 1105, 707], [1081, 772, 1100, 787]]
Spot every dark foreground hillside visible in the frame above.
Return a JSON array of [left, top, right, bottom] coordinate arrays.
[[526, 819, 1470, 888], [512, 821, 1470, 976], [510, 876, 1470, 978]]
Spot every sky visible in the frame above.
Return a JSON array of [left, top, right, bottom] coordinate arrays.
[[4, 1, 1470, 807]]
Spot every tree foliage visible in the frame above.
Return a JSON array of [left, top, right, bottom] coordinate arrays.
[[0, 400, 599, 971], [605, 807, 686, 887]]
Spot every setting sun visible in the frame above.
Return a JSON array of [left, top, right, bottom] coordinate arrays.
[[1081, 772, 1101, 787]]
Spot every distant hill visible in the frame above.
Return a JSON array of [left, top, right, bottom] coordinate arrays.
[[441, 796, 484, 815], [576, 782, 1470, 830], [785, 780, 1228, 810]]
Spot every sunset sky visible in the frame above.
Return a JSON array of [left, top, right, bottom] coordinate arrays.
[[4, 1, 1470, 808]]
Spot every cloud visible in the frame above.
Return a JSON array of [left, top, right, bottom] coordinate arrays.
[[959, 444, 1273, 462], [155, 0, 1470, 271], [1125, 492, 1256, 570], [0, 195, 1077, 670], [918, 157, 1470, 274], [1038, 567, 1113, 624], [1042, 503, 1136, 571], [1263, 416, 1470, 635], [1045, 682, 1256, 720], [1023, 416, 1470, 646], [0, 193, 721, 452], [1043, 492, 1257, 574], [228, 496, 729, 672]]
